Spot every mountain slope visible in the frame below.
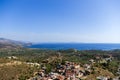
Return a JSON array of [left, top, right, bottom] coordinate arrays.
[[0, 38, 31, 48]]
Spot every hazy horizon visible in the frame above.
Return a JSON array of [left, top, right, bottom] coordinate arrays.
[[0, 0, 120, 43]]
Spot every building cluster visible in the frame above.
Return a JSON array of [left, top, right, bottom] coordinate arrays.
[[28, 55, 120, 80], [30, 61, 92, 80]]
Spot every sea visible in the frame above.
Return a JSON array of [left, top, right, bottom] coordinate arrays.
[[28, 43, 120, 50]]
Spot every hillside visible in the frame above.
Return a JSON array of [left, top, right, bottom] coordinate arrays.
[[0, 49, 119, 80], [0, 38, 31, 49]]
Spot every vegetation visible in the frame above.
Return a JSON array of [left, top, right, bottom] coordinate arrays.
[[0, 48, 120, 80]]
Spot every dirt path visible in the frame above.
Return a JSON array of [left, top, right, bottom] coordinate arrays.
[[0, 61, 23, 67]]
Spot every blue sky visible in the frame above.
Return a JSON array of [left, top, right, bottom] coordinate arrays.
[[0, 0, 120, 43]]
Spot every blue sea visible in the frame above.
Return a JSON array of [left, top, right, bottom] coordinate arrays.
[[28, 43, 120, 50]]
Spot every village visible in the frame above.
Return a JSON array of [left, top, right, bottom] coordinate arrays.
[[27, 55, 120, 80]]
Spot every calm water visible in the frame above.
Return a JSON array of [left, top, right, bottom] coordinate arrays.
[[29, 43, 120, 50]]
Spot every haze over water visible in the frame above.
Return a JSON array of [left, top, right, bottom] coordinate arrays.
[[29, 43, 120, 50]]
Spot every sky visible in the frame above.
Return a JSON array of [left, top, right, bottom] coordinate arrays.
[[0, 0, 120, 43]]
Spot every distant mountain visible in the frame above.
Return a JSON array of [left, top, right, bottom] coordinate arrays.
[[0, 38, 32, 49]]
